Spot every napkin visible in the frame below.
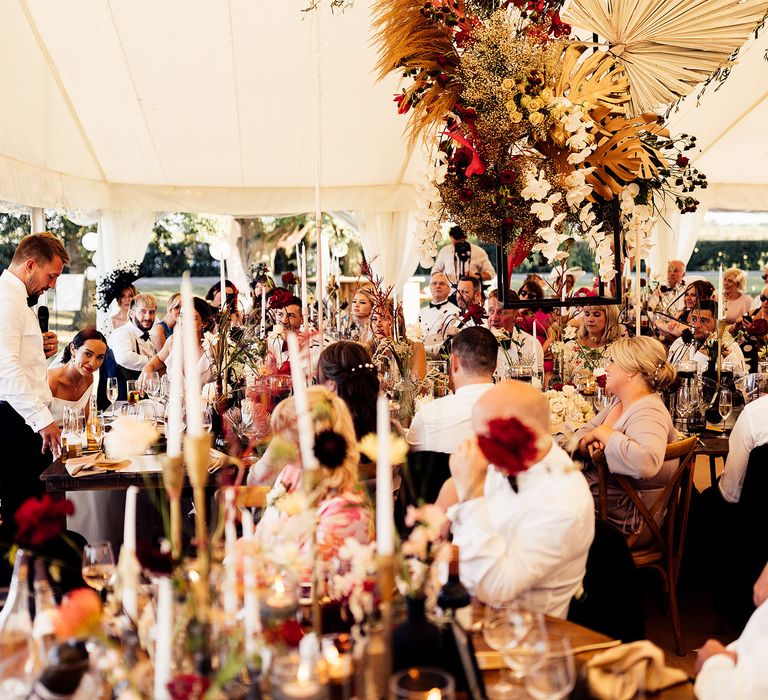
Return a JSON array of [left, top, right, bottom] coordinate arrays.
[[586, 640, 688, 700], [65, 453, 130, 476]]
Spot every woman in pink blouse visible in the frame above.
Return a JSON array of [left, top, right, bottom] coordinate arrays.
[[256, 387, 371, 565]]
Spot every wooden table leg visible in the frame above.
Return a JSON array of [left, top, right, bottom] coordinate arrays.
[[709, 456, 718, 486]]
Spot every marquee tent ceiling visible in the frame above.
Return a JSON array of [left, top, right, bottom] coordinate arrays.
[[0, 0, 425, 215]]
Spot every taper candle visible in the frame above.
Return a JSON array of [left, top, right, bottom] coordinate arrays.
[[287, 333, 318, 470], [153, 576, 173, 700], [376, 395, 393, 556], [166, 320, 183, 458], [181, 272, 203, 436]]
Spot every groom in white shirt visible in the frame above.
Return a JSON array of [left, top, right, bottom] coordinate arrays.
[[108, 293, 157, 397], [443, 381, 595, 617], [0, 233, 68, 554]]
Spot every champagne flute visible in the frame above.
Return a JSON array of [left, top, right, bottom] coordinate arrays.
[[523, 637, 575, 700], [106, 378, 119, 414], [500, 606, 548, 690], [718, 388, 733, 425], [82, 541, 115, 599]]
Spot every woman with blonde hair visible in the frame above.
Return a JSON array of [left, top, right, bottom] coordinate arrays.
[[574, 336, 678, 543], [562, 304, 621, 382], [722, 268, 753, 324], [250, 387, 371, 560], [150, 292, 182, 352], [350, 284, 377, 345]]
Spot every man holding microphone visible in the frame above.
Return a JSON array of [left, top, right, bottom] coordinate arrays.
[[0, 232, 68, 554]]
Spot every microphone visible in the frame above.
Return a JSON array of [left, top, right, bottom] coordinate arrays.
[[38, 305, 49, 334]]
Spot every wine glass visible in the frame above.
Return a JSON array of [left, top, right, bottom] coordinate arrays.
[[718, 388, 733, 426], [81, 541, 115, 599], [523, 637, 576, 700], [483, 603, 523, 699], [676, 384, 693, 431], [144, 371, 161, 402], [106, 378, 119, 414], [201, 407, 213, 433], [500, 606, 548, 692]]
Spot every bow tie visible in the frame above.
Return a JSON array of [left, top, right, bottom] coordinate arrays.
[[140, 331, 151, 342], [430, 301, 448, 309], [27, 295, 37, 308]]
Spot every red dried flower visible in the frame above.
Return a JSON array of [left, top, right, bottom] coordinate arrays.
[[460, 303, 486, 327], [458, 188, 474, 202], [476, 416, 540, 477], [393, 93, 410, 115], [14, 495, 74, 548], [500, 170, 516, 185], [281, 271, 297, 286], [596, 374, 607, 389], [278, 619, 305, 647], [676, 155, 689, 168]]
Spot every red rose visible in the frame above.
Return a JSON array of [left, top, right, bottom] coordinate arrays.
[[461, 304, 486, 326], [676, 155, 689, 167], [596, 374, 607, 389], [476, 416, 539, 477], [279, 619, 305, 647], [167, 674, 210, 700], [14, 495, 74, 548], [500, 170, 517, 185], [458, 188, 474, 202], [750, 318, 768, 337], [268, 287, 295, 310], [277, 360, 291, 376]]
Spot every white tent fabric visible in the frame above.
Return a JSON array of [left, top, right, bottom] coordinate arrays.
[[357, 211, 420, 295], [0, 0, 424, 216]]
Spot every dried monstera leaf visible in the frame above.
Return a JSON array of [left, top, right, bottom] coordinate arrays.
[[555, 43, 631, 114]]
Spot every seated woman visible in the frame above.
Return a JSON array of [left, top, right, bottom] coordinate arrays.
[[138, 296, 214, 387], [660, 280, 715, 339], [206, 278, 244, 325], [371, 297, 427, 383], [150, 292, 181, 352], [573, 337, 678, 544], [350, 285, 376, 346], [111, 283, 136, 331], [317, 340, 379, 440], [562, 304, 621, 384], [731, 284, 768, 373], [254, 387, 371, 566], [722, 268, 754, 325]]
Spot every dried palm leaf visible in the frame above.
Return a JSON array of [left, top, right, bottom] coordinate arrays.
[[372, 0, 463, 146], [555, 43, 631, 114], [561, 0, 768, 115]]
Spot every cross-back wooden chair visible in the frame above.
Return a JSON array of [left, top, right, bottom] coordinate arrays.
[[597, 435, 698, 656]]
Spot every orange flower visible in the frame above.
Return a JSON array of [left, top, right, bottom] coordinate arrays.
[[54, 588, 102, 640]]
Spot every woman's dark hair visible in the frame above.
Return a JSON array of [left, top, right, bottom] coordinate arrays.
[[192, 296, 214, 332], [679, 280, 716, 323], [62, 328, 107, 364], [518, 279, 544, 311], [205, 279, 238, 301], [317, 341, 380, 439]]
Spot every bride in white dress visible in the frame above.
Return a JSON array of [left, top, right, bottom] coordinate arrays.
[[47, 329, 120, 547]]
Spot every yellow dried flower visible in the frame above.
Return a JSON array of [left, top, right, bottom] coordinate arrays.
[[528, 97, 543, 111], [540, 88, 554, 104], [529, 111, 544, 126], [505, 99, 518, 112], [509, 110, 523, 123], [502, 78, 514, 90], [520, 95, 531, 109]]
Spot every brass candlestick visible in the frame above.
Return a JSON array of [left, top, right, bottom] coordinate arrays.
[[372, 553, 395, 698], [185, 432, 212, 619], [162, 454, 184, 560]]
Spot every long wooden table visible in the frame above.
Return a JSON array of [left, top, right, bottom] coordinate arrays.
[[40, 457, 174, 492], [694, 433, 729, 487], [471, 608, 694, 699]]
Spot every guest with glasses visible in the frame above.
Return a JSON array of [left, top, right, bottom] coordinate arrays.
[[721, 268, 753, 324], [487, 291, 544, 378], [749, 265, 768, 312], [206, 278, 244, 325], [515, 278, 551, 346], [657, 280, 715, 340], [648, 260, 687, 321]]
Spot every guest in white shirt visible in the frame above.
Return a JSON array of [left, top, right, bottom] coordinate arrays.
[[648, 259, 687, 320], [454, 275, 485, 327], [408, 326, 496, 454], [108, 293, 158, 395], [419, 272, 459, 352], [431, 225, 495, 285], [722, 268, 753, 325], [486, 292, 544, 378], [0, 233, 68, 564], [694, 560, 768, 699], [719, 394, 768, 504], [667, 301, 747, 376], [441, 381, 595, 617], [267, 293, 319, 371]]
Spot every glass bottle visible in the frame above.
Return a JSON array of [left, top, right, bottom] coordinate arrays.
[[85, 394, 100, 453], [0, 549, 37, 695], [437, 544, 472, 630], [32, 558, 58, 660]]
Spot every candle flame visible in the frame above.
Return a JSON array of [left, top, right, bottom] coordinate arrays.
[[325, 645, 340, 663], [274, 576, 285, 595], [426, 688, 442, 700]]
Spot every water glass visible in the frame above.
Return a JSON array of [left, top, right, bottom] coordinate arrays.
[[718, 388, 733, 425], [523, 637, 575, 700], [81, 541, 116, 595], [106, 377, 119, 411], [500, 608, 548, 683]]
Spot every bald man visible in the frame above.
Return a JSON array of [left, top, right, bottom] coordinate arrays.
[[442, 381, 594, 617]]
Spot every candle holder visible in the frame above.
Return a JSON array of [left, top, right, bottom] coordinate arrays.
[[162, 454, 184, 560], [271, 654, 327, 700], [184, 431, 213, 619], [389, 668, 455, 700], [320, 634, 354, 700], [261, 571, 300, 623], [366, 553, 395, 699]]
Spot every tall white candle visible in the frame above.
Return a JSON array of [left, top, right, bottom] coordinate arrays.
[[561, 284, 566, 303], [393, 291, 399, 342], [261, 286, 267, 340], [122, 485, 139, 620], [718, 265, 725, 320], [181, 273, 203, 436], [220, 259, 226, 311], [223, 489, 238, 619], [241, 509, 262, 657], [301, 248, 309, 333], [166, 324, 184, 458], [376, 395, 394, 556], [153, 576, 173, 700], [532, 319, 538, 377], [287, 333, 318, 470], [635, 233, 642, 337], [315, 214, 324, 352]]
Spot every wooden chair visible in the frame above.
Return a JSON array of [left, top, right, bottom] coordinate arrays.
[[596, 435, 698, 656], [218, 485, 271, 510]]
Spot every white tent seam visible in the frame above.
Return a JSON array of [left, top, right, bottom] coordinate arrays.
[[226, 0, 245, 187]]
